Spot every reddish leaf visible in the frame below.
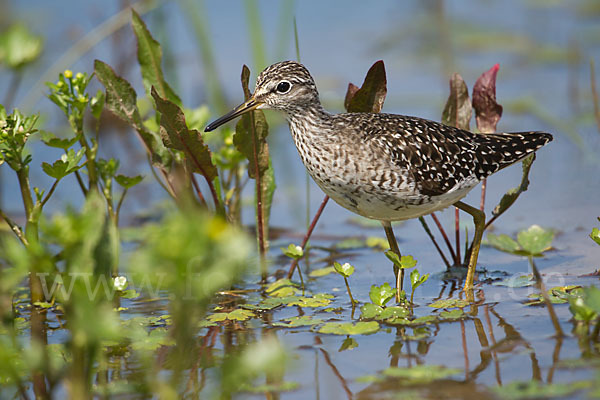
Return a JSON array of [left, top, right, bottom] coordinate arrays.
[[442, 73, 472, 130], [344, 60, 387, 113], [151, 87, 217, 181], [472, 64, 503, 134]]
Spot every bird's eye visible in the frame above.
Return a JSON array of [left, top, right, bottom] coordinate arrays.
[[276, 81, 291, 94]]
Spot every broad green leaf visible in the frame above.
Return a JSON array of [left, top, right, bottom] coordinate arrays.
[[428, 299, 469, 309], [152, 87, 217, 181], [131, 10, 181, 105], [281, 243, 303, 259], [439, 309, 465, 320], [0, 24, 43, 69], [365, 236, 389, 249], [385, 252, 417, 269], [491, 154, 535, 218], [486, 233, 521, 255], [94, 59, 171, 166], [383, 365, 461, 383], [309, 266, 336, 277], [379, 306, 410, 320], [207, 308, 255, 322], [516, 225, 554, 255], [41, 149, 84, 179], [272, 316, 321, 328], [265, 279, 300, 297], [590, 227, 600, 246], [472, 64, 503, 133], [286, 294, 333, 308], [369, 283, 395, 307], [442, 73, 471, 130], [388, 315, 438, 326], [344, 60, 387, 113], [582, 285, 600, 314], [493, 274, 535, 288], [115, 174, 143, 188], [318, 321, 379, 335], [333, 261, 355, 278], [410, 269, 420, 287], [360, 303, 384, 319]]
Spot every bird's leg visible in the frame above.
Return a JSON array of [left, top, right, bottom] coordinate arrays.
[[454, 201, 486, 293], [381, 221, 403, 300]]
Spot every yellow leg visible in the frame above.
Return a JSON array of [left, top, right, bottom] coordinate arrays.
[[381, 221, 403, 300], [454, 201, 485, 293]]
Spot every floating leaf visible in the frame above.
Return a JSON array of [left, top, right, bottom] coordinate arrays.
[[439, 309, 465, 320], [472, 63, 503, 134], [365, 236, 389, 249], [517, 225, 554, 256], [309, 266, 336, 278], [369, 283, 395, 307], [272, 315, 321, 328], [382, 365, 461, 383], [318, 321, 379, 336], [344, 60, 387, 113], [442, 73, 471, 130], [388, 315, 438, 326], [286, 294, 333, 308], [361, 303, 384, 319], [380, 306, 410, 320], [265, 279, 300, 297], [131, 10, 181, 105], [492, 380, 588, 400], [333, 262, 355, 278], [428, 299, 469, 309], [207, 308, 256, 322]]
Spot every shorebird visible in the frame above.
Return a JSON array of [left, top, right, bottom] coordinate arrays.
[[205, 61, 552, 296]]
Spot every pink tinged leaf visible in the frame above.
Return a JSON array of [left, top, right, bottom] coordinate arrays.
[[344, 60, 387, 113], [472, 64, 503, 134], [442, 73, 472, 131]]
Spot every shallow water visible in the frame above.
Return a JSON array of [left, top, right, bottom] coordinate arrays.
[[2, 1, 600, 398]]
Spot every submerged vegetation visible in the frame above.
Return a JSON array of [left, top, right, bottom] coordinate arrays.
[[0, 2, 599, 399]]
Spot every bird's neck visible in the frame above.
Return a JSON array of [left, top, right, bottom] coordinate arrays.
[[285, 103, 333, 145]]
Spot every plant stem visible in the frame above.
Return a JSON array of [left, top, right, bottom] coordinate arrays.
[[248, 109, 267, 269], [190, 174, 208, 208], [287, 195, 330, 279], [528, 256, 564, 337], [430, 213, 457, 263], [40, 179, 60, 208], [115, 188, 128, 226], [0, 208, 28, 246], [343, 276, 355, 305], [418, 216, 450, 268], [455, 207, 461, 265]]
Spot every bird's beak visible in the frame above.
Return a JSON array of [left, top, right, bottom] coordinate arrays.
[[204, 97, 262, 132]]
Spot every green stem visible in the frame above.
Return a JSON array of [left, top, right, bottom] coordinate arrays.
[[343, 277, 355, 305], [529, 256, 564, 337], [40, 179, 61, 208], [74, 122, 99, 193], [0, 208, 28, 246]]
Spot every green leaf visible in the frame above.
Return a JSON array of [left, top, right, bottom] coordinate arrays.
[[491, 154, 535, 218], [369, 283, 395, 307], [90, 90, 105, 120], [318, 321, 379, 336], [382, 365, 461, 383], [309, 266, 336, 278], [281, 243, 303, 260], [41, 149, 84, 179], [442, 73, 472, 130], [486, 233, 522, 255], [265, 279, 300, 297], [0, 24, 43, 69], [472, 64, 503, 133], [360, 303, 384, 319], [40, 131, 79, 150], [365, 236, 389, 249], [131, 9, 181, 105], [428, 299, 469, 309], [410, 269, 420, 287], [152, 87, 217, 181], [114, 174, 143, 189], [333, 261, 355, 278], [439, 309, 465, 320], [338, 337, 358, 352], [207, 308, 256, 322], [272, 315, 321, 328], [516, 225, 554, 255], [591, 227, 600, 246], [582, 285, 600, 314], [493, 274, 535, 288], [286, 294, 333, 308], [94, 59, 171, 166], [492, 380, 588, 400], [379, 306, 410, 320], [385, 252, 417, 270], [344, 60, 387, 113]]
